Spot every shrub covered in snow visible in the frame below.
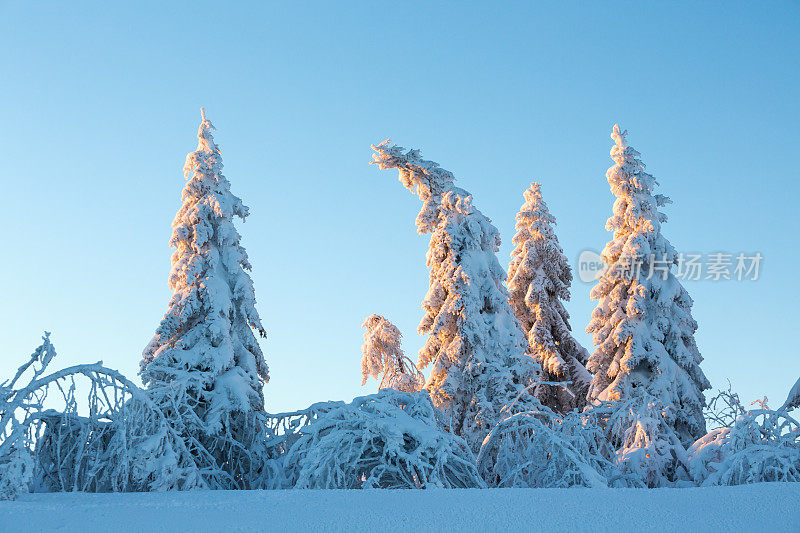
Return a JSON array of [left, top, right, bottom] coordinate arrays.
[[361, 314, 424, 393], [688, 388, 800, 486], [477, 405, 614, 488], [284, 389, 485, 489], [599, 396, 692, 488], [0, 445, 33, 501], [1, 334, 209, 497], [372, 142, 540, 452]]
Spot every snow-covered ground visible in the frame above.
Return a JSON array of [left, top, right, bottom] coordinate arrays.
[[1, 484, 798, 532]]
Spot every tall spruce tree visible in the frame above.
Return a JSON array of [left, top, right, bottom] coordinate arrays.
[[586, 125, 710, 447], [507, 183, 591, 413], [372, 141, 541, 451], [141, 109, 268, 436]]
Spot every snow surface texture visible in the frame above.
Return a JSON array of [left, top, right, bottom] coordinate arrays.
[[586, 125, 711, 452], [1, 484, 797, 532], [372, 142, 541, 452], [507, 183, 591, 413], [360, 315, 424, 393]]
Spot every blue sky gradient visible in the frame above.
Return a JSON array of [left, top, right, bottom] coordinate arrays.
[[1, 1, 798, 412]]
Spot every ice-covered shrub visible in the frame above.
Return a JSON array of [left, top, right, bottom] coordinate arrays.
[[598, 395, 691, 488], [0, 445, 33, 501], [284, 389, 485, 489], [144, 382, 286, 490], [688, 393, 800, 486], [477, 406, 613, 488], [1, 333, 209, 495]]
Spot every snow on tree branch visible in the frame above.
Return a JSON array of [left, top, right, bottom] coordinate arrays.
[[361, 314, 424, 393], [780, 377, 800, 412]]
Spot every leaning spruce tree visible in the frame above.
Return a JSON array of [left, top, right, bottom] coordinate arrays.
[[372, 141, 541, 451], [141, 109, 268, 436], [586, 125, 710, 447], [507, 183, 591, 413]]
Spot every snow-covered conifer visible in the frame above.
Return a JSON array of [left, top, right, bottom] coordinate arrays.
[[586, 125, 710, 447], [372, 142, 540, 451], [507, 183, 591, 412], [141, 109, 268, 436], [361, 314, 424, 393]]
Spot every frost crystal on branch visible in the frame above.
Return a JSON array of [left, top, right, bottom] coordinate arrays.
[[361, 314, 424, 393], [372, 141, 540, 451], [586, 125, 710, 450], [141, 110, 268, 435], [507, 183, 591, 412]]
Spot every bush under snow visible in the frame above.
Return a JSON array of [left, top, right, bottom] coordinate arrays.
[[688, 401, 800, 486], [284, 389, 485, 489], [0, 445, 33, 501], [477, 406, 613, 488], [1, 334, 211, 498]]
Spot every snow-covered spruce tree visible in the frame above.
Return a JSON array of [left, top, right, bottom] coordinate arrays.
[[372, 141, 541, 451], [140, 110, 270, 486], [361, 314, 424, 393], [507, 182, 591, 413], [586, 125, 711, 455]]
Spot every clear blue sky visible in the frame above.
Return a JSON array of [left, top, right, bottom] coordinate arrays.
[[1, 2, 798, 412]]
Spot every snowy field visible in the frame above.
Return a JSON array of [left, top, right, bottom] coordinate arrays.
[[1, 483, 798, 532]]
